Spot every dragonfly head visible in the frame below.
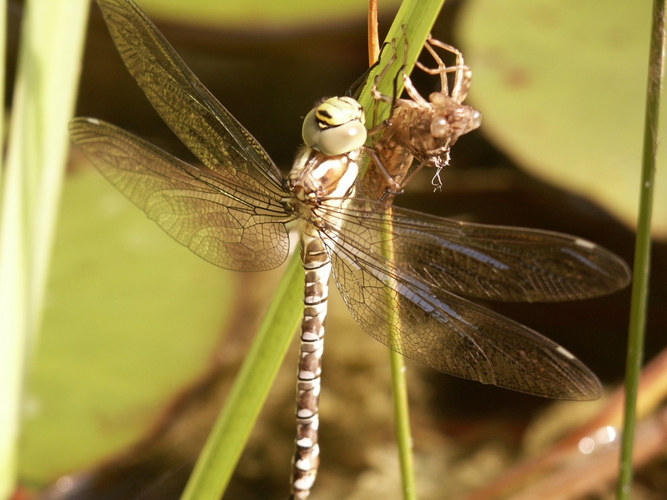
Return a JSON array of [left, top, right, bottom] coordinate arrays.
[[302, 97, 367, 156]]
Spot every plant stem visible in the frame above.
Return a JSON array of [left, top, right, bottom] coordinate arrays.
[[617, 0, 665, 497]]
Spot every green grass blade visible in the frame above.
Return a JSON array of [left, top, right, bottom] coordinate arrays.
[[181, 253, 303, 499], [181, 1, 445, 498], [362, 2, 445, 498], [0, 112, 27, 498], [25, 0, 90, 343], [617, 0, 665, 497], [0, 0, 89, 496], [358, 0, 446, 116]]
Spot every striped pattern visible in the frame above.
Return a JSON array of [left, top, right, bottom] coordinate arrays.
[[291, 224, 331, 499]]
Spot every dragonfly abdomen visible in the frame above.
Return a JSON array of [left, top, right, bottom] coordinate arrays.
[[292, 224, 332, 499]]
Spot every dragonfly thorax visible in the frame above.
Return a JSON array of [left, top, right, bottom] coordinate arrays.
[[288, 147, 361, 205]]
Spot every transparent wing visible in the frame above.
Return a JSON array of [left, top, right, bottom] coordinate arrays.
[[96, 0, 285, 190], [330, 248, 601, 398], [70, 118, 292, 271], [314, 198, 630, 399], [320, 198, 630, 302]]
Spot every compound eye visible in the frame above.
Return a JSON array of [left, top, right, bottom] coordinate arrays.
[[430, 116, 450, 138], [302, 97, 367, 155], [316, 120, 367, 155], [302, 107, 321, 148]]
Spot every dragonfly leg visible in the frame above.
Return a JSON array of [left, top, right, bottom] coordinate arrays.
[[417, 36, 473, 103], [363, 145, 406, 196]]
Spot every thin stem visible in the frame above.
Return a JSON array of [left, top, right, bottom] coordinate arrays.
[[617, 0, 665, 497], [361, 2, 445, 498], [366, 5, 417, 499], [368, 0, 379, 66], [389, 346, 416, 499], [363, 1, 446, 498]]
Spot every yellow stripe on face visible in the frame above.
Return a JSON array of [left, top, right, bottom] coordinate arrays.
[[315, 97, 364, 129]]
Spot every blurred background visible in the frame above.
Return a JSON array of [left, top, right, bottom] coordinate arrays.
[[6, 0, 665, 498]]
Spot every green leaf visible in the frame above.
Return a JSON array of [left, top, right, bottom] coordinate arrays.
[[0, 0, 89, 495], [20, 171, 233, 481], [458, 0, 666, 236]]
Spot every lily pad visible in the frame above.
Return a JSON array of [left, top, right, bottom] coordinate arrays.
[[20, 169, 234, 482], [458, 0, 666, 236]]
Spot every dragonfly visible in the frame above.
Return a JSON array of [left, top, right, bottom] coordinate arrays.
[[364, 36, 482, 200], [70, 1, 631, 498]]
